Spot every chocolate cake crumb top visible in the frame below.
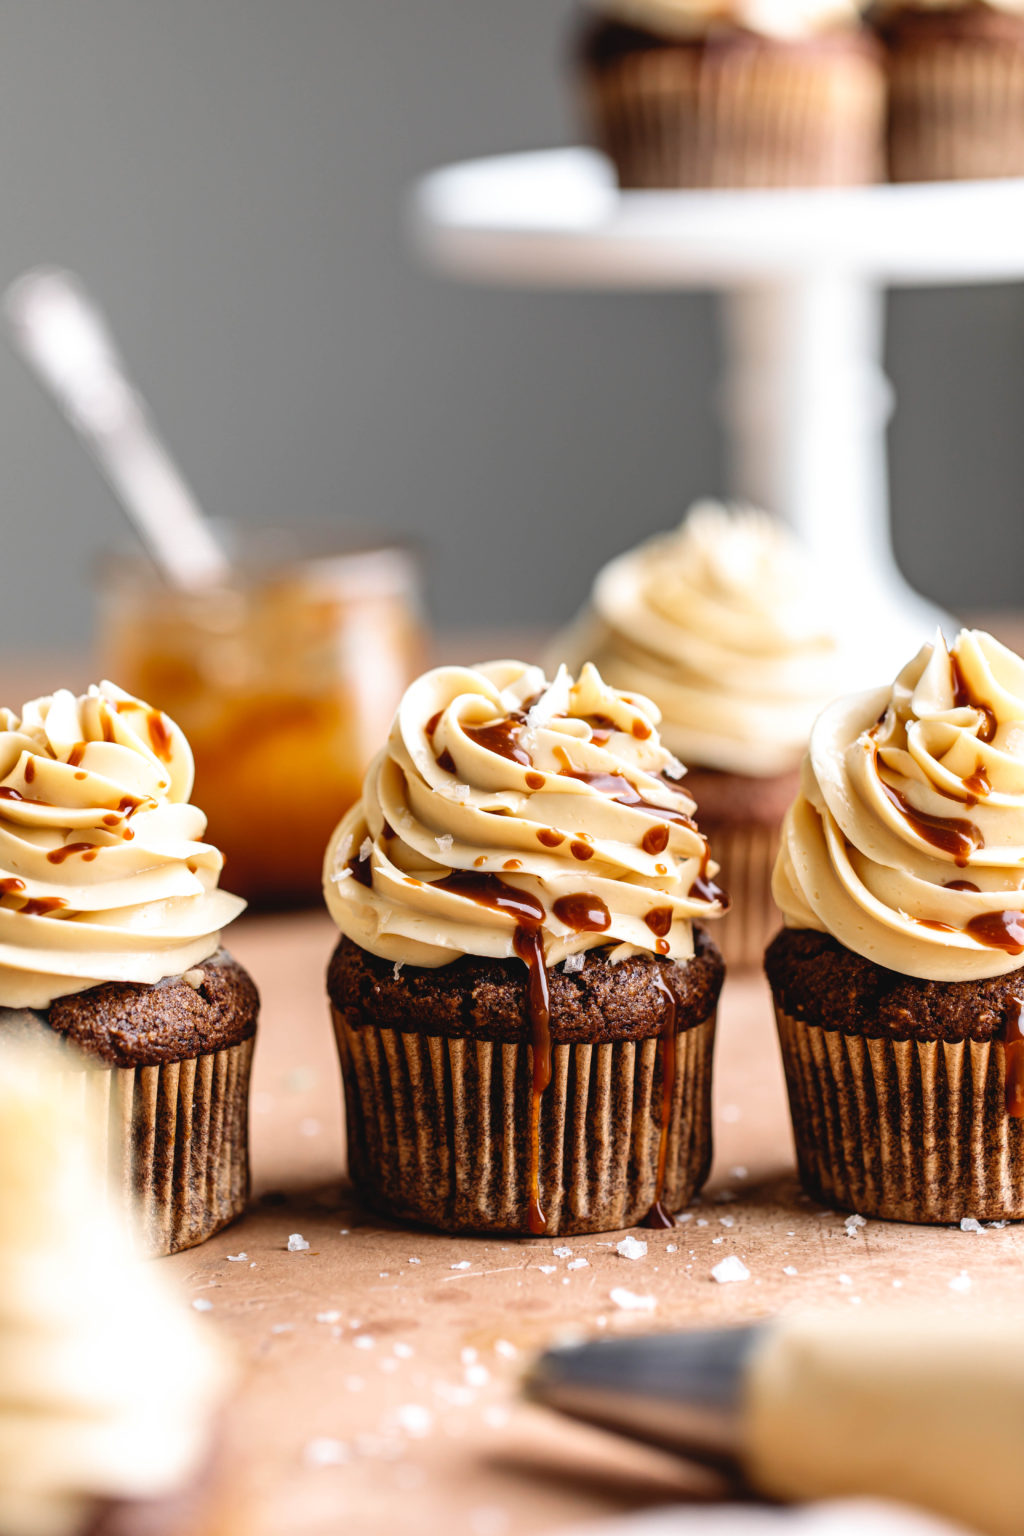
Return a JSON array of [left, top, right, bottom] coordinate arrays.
[[766, 927, 1024, 1043], [44, 949, 258, 1067], [328, 927, 723, 1044]]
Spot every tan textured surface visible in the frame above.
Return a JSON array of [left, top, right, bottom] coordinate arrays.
[[167, 911, 1024, 1536]]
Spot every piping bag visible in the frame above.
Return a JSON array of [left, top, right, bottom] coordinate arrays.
[[524, 1310, 1024, 1536]]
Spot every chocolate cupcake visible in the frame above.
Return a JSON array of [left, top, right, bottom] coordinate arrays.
[[873, 0, 1024, 181], [574, 0, 886, 188], [323, 659, 727, 1236], [0, 681, 256, 1255], [0, 1045, 233, 1536], [550, 503, 857, 968], [768, 629, 1024, 1223]]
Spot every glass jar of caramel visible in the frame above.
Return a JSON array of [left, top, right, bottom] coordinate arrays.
[[98, 531, 423, 907]]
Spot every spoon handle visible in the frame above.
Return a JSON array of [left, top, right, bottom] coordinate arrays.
[[5, 268, 231, 590]]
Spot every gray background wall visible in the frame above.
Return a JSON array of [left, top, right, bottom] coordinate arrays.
[[0, 0, 1022, 652]]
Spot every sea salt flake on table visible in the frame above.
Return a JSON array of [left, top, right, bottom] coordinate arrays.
[[665, 1244, 677, 1254], [711, 1256, 750, 1284], [287, 1233, 310, 1252], [616, 1237, 647, 1261], [783, 1266, 798, 1276], [304, 1438, 350, 1468], [537, 1264, 557, 1275], [192, 1298, 213, 1311], [712, 1237, 723, 1245], [354, 1335, 375, 1350], [465, 1364, 490, 1387], [845, 1214, 867, 1237], [696, 1218, 709, 1228], [567, 1258, 589, 1271], [393, 1341, 414, 1359], [719, 1216, 735, 1228], [450, 1260, 471, 1270], [461, 1348, 478, 1365], [730, 1166, 748, 1180], [838, 1273, 853, 1286], [949, 1271, 972, 1293], [553, 1246, 573, 1258], [395, 1404, 433, 1438], [226, 1253, 247, 1262], [494, 1339, 517, 1358], [960, 1216, 985, 1233], [610, 1287, 656, 1312]]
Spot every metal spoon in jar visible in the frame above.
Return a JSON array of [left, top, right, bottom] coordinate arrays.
[[4, 266, 231, 590]]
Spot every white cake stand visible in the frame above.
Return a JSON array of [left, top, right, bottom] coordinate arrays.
[[411, 147, 1024, 666]]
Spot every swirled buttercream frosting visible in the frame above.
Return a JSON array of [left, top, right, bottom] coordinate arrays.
[[0, 681, 245, 1008], [587, 0, 863, 40], [323, 659, 727, 970], [551, 503, 854, 778], [774, 629, 1024, 981], [0, 1044, 229, 1536]]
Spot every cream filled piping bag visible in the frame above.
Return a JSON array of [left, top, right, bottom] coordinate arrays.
[[525, 1312, 1024, 1536]]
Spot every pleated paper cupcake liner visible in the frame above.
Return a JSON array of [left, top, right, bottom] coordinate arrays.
[[701, 820, 780, 972], [581, 42, 884, 188], [70, 1038, 255, 1256], [332, 1008, 716, 1235], [887, 40, 1024, 182], [775, 1006, 1024, 1223]]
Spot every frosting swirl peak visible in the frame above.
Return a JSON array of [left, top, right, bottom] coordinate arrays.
[[553, 503, 854, 777], [323, 660, 727, 969], [588, 0, 863, 41], [0, 681, 245, 1008], [774, 629, 1024, 981]]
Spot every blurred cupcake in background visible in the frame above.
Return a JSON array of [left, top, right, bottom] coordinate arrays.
[[550, 502, 857, 966], [768, 629, 1024, 1222], [0, 680, 258, 1255], [871, 0, 1024, 180], [573, 0, 885, 187], [0, 1042, 233, 1536]]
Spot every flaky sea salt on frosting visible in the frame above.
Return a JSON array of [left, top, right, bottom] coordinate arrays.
[[323, 660, 727, 969], [553, 503, 854, 778], [588, 0, 862, 40], [774, 630, 1024, 981], [0, 681, 245, 1008]]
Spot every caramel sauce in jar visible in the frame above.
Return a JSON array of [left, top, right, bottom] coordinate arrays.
[[98, 534, 422, 906]]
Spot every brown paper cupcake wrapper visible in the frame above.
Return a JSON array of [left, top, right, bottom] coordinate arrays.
[[775, 1006, 1024, 1222], [332, 1009, 716, 1235], [581, 43, 884, 188], [71, 1039, 255, 1256], [701, 820, 780, 972], [888, 42, 1024, 182]]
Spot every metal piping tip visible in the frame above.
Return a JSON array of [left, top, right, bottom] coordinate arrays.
[[524, 1325, 766, 1470]]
